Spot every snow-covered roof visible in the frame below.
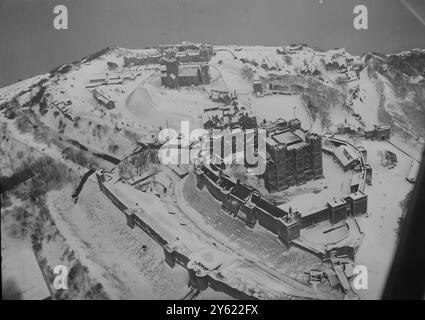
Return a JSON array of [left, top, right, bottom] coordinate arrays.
[[271, 131, 302, 146], [333, 145, 358, 167]]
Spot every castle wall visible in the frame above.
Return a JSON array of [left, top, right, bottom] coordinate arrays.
[[254, 207, 282, 235], [205, 175, 224, 201]]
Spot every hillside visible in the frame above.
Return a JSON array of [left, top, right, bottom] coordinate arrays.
[[1, 44, 424, 160]]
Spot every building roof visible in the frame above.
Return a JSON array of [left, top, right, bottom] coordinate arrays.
[[293, 129, 306, 141], [333, 145, 357, 167], [179, 66, 199, 77], [269, 130, 304, 149], [266, 137, 278, 147], [274, 131, 301, 145], [328, 198, 347, 208], [348, 191, 367, 201], [344, 145, 359, 160]]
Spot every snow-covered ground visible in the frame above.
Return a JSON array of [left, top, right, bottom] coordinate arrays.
[[355, 139, 415, 299], [350, 69, 380, 127], [249, 95, 313, 130]]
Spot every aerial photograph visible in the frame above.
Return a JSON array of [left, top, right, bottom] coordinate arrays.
[[1, 0, 424, 304]]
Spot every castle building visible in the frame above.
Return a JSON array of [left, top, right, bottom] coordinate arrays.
[[263, 119, 323, 192], [195, 165, 302, 245]]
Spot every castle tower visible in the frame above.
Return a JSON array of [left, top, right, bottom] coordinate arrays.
[[327, 198, 347, 224]]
